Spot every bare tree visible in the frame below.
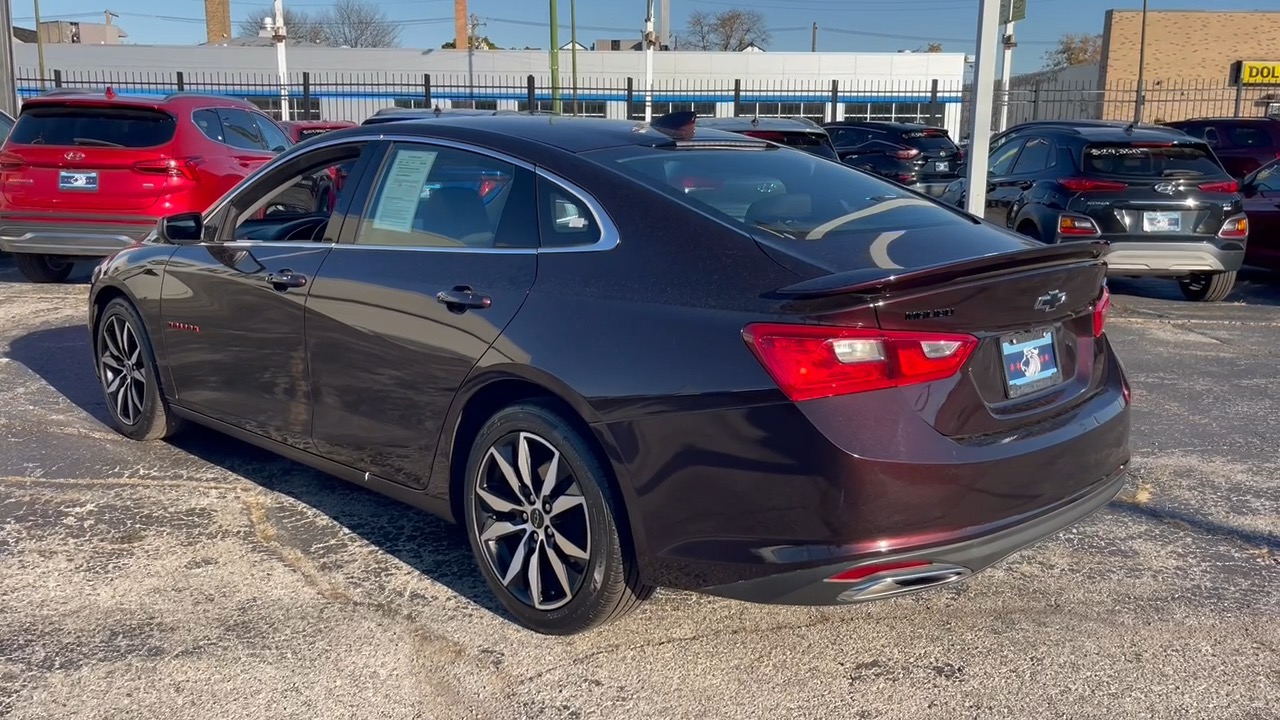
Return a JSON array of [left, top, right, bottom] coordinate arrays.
[[326, 0, 401, 48], [918, 42, 944, 53], [236, 6, 329, 44], [684, 9, 770, 52], [1042, 33, 1102, 69]]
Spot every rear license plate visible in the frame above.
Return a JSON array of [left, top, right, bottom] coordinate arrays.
[[1001, 328, 1063, 399], [935, 161, 950, 172], [59, 171, 98, 192], [1142, 210, 1181, 232]]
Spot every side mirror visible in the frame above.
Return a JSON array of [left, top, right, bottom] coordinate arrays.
[[158, 212, 204, 245]]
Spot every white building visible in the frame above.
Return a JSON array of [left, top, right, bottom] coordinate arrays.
[[12, 44, 968, 134]]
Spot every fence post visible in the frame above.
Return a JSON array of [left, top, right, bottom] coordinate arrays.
[[625, 77, 634, 116], [1233, 77, 1244, 118], [1032, 82, 1041, 120], [52, 69, 62, 88], [422, 74, 432, 107], [733, 78, 742, 115], [175, 72, 185, 92], [829, 79, 839, 123], [301, 72, 311, 119], [527, 74, 536, 110], [928, 78, 940, 125]]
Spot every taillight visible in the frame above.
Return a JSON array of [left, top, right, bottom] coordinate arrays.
[[1093, 285, 1111, 338], [1058, 213, 1101, 237], [1197, 180, 1238, 193], [742, 323, 978, 402], [1059, 177, 1128, 192], [891, 147, 921, 159], [134, 156, 204, 181], [1218, 213, 1248, 239], [742, 131, 786, 142], [0, 152, 25, 171]]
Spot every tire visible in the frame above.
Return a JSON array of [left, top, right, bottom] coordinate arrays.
[[95, 297, 185, 441], [1178, 271, 1236, 302], [462, 403, 653, 635], [14, 253, 74, 283], [1016, 222, 1041, 242]]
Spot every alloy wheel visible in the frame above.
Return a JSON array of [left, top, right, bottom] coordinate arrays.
[[99, 315, 147, 426], [472, 431, 592, 612]]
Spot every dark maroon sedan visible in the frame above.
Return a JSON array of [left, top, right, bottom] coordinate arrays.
[[87, 116, 1131, 635], [1242, 158, 1280, 271]]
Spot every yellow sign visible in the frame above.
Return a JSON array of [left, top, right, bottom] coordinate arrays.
[[1234, 60, 1280, 87]]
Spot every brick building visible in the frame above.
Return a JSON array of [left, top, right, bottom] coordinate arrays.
[[1099, 9, 1280, 121]]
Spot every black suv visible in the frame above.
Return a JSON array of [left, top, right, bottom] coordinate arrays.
[[822, 121, 964, 195], [689, 116, 840, 160], [939, 124, 1248, 302]]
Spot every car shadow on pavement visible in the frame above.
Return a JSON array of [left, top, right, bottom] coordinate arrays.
[[1110, 501, 1280, 556], [1108, 266, 1280, 307], [0, 254, 96, 285], [6, 323, 515, 624]]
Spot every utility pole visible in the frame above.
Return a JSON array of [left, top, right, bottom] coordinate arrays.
[[1133, 0, 1148, 123], [811, 22, 818, 52], [549, 0, 561, 113], [33, 0, 47, 90], [963, 0, 1001, 217], [643, 0, 655, 121], [570, 0, 579, 115], [453, 0, 467, 50], [0, 0, 19, 113], [271, 0, 290, 121], [998, 20, 1015, 131]]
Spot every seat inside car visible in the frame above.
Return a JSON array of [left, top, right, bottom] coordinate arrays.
[[413, 187, 494, 246]]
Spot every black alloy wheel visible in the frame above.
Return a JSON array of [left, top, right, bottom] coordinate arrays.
[[462, 403, 652, 635], [96, 298, 184, 441]]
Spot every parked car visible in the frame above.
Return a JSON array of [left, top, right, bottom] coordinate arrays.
[[690, 115, 841, 160], [986, 120, 1188, 151], [0, 88, 294, 282], [940, 123, 1248, 301], [0, 109, 13, 145], [822, 121, 964, 195], [88, 115, 1130, 635], [279, 119, 357, 143], [1240, 157, 1280, 271], [362, 106, 541, 126], [1161, 117, 1280, 179]]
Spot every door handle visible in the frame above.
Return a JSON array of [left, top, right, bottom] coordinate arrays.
[[265, 270, 308, 290], [1017, 181, 1034, 190], [436, 286, 492, 312]]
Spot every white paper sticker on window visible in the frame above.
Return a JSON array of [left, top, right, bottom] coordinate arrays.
[[372, 149, 438, 232]]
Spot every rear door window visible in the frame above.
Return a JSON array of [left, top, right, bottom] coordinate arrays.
[[827, 127, 870, 147], [217, 109, 269, 151], [8, 105, 177, 147], [1082, 142, 1225, 178], [989, 138, 1027, 176], [1011, 137, 1054, 174], [252, 113, 293, 152], [1226, 125, 1274, 148], [192, 109, 225, 143]]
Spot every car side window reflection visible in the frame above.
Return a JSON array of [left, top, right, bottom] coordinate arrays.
[[355, 143, 537, 249], [537, 178, 601, 248], [227, 143, 369, 242], [1011, 137, 1052, 175], [989, 139, 1026, 177]]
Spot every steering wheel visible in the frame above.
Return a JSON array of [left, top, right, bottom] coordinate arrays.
[[238, 216, 327, 242], [282, 216, 329, 242]]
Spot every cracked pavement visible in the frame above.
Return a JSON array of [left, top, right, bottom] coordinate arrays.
[[0, 257, 1277, 720]]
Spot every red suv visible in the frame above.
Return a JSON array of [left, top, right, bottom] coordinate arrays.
[[0, 89, 293, 282], [1162, 117, 1280, 179]]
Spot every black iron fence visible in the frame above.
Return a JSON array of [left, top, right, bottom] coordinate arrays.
[[15, 69, 1280, 136]]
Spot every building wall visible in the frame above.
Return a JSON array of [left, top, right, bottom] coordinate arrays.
[[39, 21, 124, 45], [1099, 10, 1280, 121], [11, 44, 968, 132]]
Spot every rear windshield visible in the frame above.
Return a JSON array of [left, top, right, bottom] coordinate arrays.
[[899, 130, 957, 152], [739, 131, 840, 161], [297, 127, 339, 138], [1082, 142, 1225, 179], [8, 106, 177, 148]]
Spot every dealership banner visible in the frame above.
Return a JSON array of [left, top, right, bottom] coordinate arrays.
[[1231, 60, 1280, 87]]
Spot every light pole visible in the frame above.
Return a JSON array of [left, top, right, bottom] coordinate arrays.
[[998, 20, 1015, 132], [549, 0, 561, 114], [272, 0, 290, 121], [1133, 0, 1148, 123], [0, 0, 19, 112], [33, 0, 47, 90], [643, 0, 655, 122], [570, 0, 579, 115], [963, 0, 1001, 217]]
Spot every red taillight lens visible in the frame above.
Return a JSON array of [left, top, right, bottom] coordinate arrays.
[[1198, 180, 1238, 193], [827, 560, 931, 583], [742, 131, 786, 142], [0, 152, 25, 171], [891, 147, 921, 159], [1093, 285, 1111, 338], [742, 323, 978, 402], [1059, 177, 1128, 193], [133, 156, 203, 181]]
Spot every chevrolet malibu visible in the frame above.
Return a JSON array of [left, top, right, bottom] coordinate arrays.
[[88, 115, 1131, 635]]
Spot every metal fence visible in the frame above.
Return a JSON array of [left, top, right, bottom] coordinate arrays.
[[15, 69, 1280, 136]]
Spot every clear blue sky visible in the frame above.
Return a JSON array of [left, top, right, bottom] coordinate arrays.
[[10, 0, 1269, 74]]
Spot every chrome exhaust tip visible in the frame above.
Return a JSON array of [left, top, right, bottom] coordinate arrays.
[[833, 562, 971, 604]]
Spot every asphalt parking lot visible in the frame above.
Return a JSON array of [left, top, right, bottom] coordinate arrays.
[[0, 256, 1277, 720]]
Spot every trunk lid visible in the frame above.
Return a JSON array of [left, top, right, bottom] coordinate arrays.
[[1, 103, 182, 212]]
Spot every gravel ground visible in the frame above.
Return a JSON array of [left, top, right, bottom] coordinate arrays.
[[0, 257, 1277, 720]]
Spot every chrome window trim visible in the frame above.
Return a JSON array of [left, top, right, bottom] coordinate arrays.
[[200, 131, 621, 255]]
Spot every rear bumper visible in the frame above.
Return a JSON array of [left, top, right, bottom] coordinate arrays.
[[1101, 238, 1246, 276], [0, 215, 157, 256], [703, 464, 1127, 605]]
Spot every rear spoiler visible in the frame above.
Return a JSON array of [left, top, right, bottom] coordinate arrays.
[[772, 241, 1111, 299]]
